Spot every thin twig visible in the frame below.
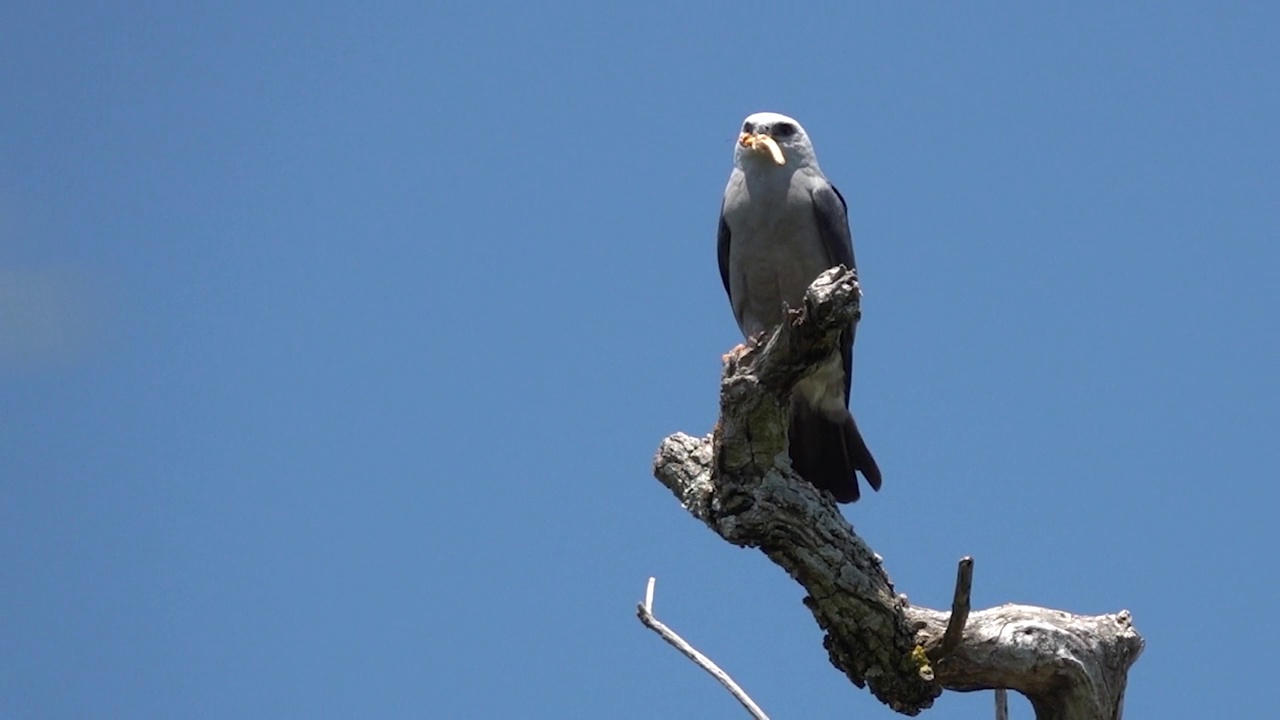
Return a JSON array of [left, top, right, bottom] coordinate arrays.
[[636, 577, 770, 720], [995, 688, 1009, 720], [932, 556, 974, 661]]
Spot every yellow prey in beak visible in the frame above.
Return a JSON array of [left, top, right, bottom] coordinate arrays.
[[738, 132, 786, 165]]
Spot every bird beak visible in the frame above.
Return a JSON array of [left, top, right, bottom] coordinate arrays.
[[738, 132, 786, 165]]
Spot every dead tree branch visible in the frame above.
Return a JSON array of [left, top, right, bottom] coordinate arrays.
[[928, 556, 973, 663], [636, 577, 770, 720], [650, 267, 1144, 719]]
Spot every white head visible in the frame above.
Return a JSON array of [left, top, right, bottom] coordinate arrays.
[[734, 112, 820, 171]]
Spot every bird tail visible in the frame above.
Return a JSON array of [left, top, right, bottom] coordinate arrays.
[[788, 403, 882, 503]]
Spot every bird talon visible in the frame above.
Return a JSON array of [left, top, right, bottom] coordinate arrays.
[[722, 343, 750, 363]]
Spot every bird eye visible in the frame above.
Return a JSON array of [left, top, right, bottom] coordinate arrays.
[[772, 123, 796, 138], [742, 121, 753, 133]]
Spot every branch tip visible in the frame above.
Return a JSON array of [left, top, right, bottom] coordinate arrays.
[[635, 577, 770, 720], [932, 556, 975, 662]]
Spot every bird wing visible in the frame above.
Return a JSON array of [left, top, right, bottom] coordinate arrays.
[[809, 179, 857, 402], [717, 202, 732, 298]]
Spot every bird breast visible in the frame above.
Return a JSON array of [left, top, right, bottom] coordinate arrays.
[[723, 175, 831, 338]]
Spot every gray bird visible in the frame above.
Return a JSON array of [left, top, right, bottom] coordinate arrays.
[[717, 111, 881, 503]]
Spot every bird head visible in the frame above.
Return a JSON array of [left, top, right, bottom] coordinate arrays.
[[734, 112, 819, 170]]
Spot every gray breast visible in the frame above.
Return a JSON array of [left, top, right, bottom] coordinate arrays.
[[723, 170, 830, 338]]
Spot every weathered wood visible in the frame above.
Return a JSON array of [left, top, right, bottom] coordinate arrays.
[[651, 267, 1143, 718]]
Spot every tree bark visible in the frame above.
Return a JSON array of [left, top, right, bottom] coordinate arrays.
[[651, 267, 1144, 718]]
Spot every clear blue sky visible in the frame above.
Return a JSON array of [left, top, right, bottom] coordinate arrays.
[[2, 2, 1276, 718]]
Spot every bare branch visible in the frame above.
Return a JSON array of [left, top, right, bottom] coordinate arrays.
[[650, 267, 1144, 718], [636, 577, 771, 720], [929, 556, 974, 662], [996, 689, 1009, 720]]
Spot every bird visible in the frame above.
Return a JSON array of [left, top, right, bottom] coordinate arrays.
[[716, 111, 881, 503]]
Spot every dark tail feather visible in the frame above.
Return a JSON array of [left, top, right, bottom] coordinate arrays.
[[789, 403, 882, 503]]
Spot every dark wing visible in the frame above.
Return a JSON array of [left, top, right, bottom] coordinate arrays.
[[809, 180, 857, 401], [810, 181, 856, 271], [808, 179, 881, 493], [717, 203, 732, 298]]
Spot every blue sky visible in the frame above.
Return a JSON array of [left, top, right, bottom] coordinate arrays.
[[2, 2, 1276, 717]]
